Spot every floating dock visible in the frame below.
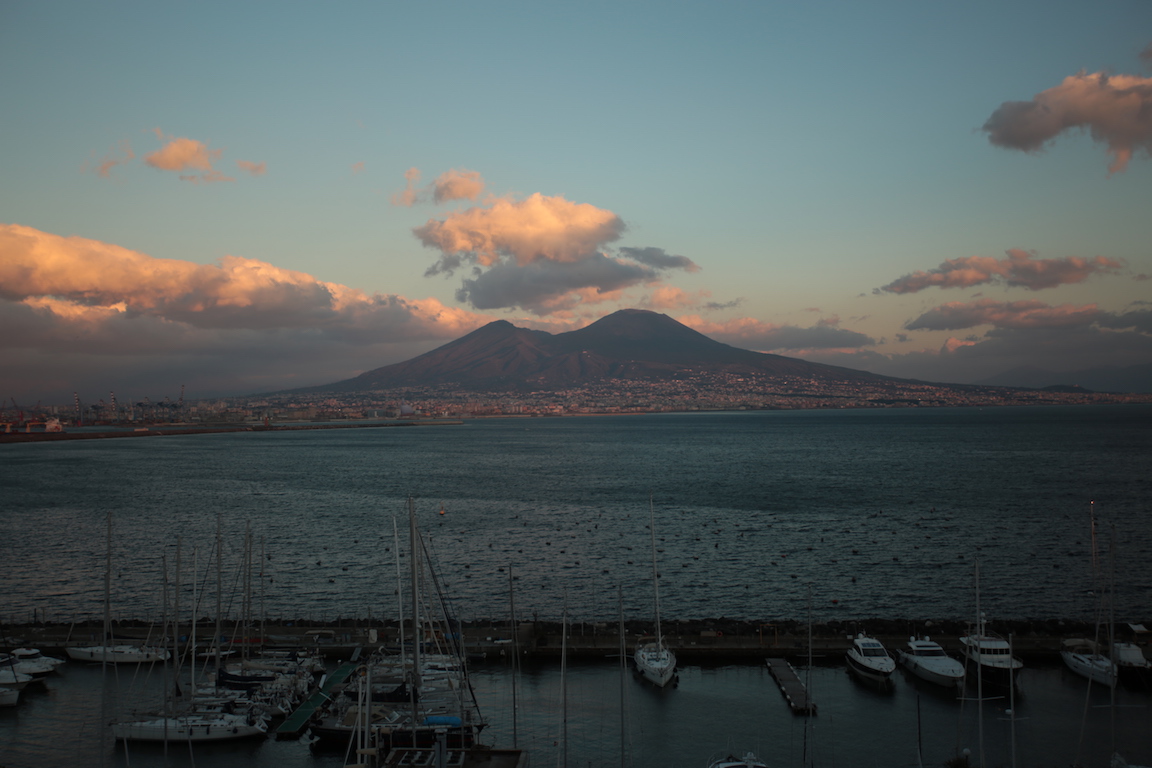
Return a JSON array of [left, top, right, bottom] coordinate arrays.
[[276, 660, 359, 739], [766, 657, 816, 714]]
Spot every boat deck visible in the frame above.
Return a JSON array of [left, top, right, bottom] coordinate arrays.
[[765, 657, 816, 715], [275, 661, 359, 739]]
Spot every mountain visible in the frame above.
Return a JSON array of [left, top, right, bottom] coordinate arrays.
[[977, 362, 1152, 393], [298, 309, 893, 394]]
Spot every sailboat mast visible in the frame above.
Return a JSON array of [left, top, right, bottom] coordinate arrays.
[[408, 496, 422, 689], [648, 496, 662, 647], [215, 510, 223, 679], [509, 564, 519, 748]]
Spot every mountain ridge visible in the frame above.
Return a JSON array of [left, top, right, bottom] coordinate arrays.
[[294, 308, 901, 394]]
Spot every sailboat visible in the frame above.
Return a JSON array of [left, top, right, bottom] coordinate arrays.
[[634, 497, 676, 687], [65, 510, 170, 664], [1060, 502, 1117, 688]]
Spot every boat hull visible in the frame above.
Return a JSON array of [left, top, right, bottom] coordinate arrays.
[[111, 715, 267, 742], [1061, 650, 1117, 687], [634, 642, 676, 687], [66, 645, 170, 664], [846, 652, 894, 682]]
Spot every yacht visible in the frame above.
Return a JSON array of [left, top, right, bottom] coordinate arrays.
[[959, 623, 1022, 687], [707, 753, 767, 768], [65, 644, 170, 663], [897, 636, 965, 687], [845, 634, 895, 681]]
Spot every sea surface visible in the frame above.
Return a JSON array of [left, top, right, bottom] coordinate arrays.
[[3, 405, 1152, 767], [3, 405, 1151, 625]]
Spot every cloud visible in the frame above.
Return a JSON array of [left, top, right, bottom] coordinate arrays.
[[618, 247, 699, 273], [982, 71, 1152, 173], [88, 139, 135, 178], [236, 160, 266, 177], [414, 193, 697, 314], [351, 161, 366, 175], [679, 315, 875, 351], [639, 286, 713, 311], [391, 167, 421, 206], [1141, 43, 1152, 69], [878, 248, 1126, 293], [145, 129, 234, 184], [0, 223, 492, 401], [905, 299, 1102, 331], [432, 169, 485, 203]]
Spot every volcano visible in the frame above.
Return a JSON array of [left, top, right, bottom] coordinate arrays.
[[300, 309, 890, 394]]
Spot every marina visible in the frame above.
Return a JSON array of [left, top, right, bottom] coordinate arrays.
[[3, 405, 1152, 765]]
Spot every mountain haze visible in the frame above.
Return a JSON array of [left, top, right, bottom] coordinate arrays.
[[300, 309, 891, 394]]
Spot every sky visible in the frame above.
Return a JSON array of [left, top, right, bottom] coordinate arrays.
[[2, 1, 1151, 405]]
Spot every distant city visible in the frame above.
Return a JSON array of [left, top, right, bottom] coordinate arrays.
[[8, 370, 1149, 432]]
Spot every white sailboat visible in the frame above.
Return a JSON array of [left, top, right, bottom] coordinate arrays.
[[634, 497, 676, 688], [1061, 503, 1117, 688]]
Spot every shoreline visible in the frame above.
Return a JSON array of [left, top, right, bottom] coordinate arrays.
[[0, 419, 462, 443]]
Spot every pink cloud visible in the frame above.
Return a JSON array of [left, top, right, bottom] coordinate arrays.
[[391, 167, 421, 206], [413, 192, 698, 315], [905, 299, 1102, 331], [879, 248, 1126, 293], [639, 286, 712, 311], [983, 71, 1152, 173], [236, 160, 266, 177], [145, 130, 234, 184], [0, 223, 489, 336], [416, 193, 625, 270], [89, 139, 135, 178], [351, 161, 366, 175], [432, 169, 485, 203], [679, 315, 874, 351]]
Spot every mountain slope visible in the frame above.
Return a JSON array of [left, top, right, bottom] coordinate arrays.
[[298, 309, 894, 393]]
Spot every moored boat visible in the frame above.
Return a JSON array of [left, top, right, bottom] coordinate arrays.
[[845, 633, 894, 681], [0, 686, 19, 707], [634, 497, 677, 688], [707, 752, 768, 768], [897, 636, 965, 688], [959, 624, 1022, 688], [1060, 638, 1117, 687], [65, 644, 170, 663], [111, 711, 268, 742]]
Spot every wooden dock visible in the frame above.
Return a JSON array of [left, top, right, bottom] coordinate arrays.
[[276, 661, 360, 739], [765, 657, 816, 715]]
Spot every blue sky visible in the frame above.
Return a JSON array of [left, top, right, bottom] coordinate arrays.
[[2, 1, 1150, 403]]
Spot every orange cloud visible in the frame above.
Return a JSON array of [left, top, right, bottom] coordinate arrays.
[[879, 248, 1126, 293], [905, 299, 1102, 331], [236, 160, 266, 177], [432, 169, 485, 203], [351, 161, 366, 175], [0, 223, 488, 337], [391, 167, 421, 206], [89, 139, 135, 178], [679, 315, 874, 350], [145, 130, 233, 184], [416, 193, 625, 269], [639, 286, 712, 311], [983, 71, 1152, 173]]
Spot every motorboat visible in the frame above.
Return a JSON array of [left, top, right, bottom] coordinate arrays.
[[0, 668, 34, 691], [634, 636, 677, 687], [845, 633, 895, 681], [707, 752, 767, 768], [65, 645, 170, 663], [1060, 639, 1117, 687], [897, 636, 965, 688], [0, 686, 19, 707], [2, 649, 64, 679], [959, 625, 1022, 687]]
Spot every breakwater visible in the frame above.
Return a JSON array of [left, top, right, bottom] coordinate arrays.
[[5, 616, 1137, 662]]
